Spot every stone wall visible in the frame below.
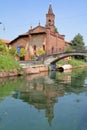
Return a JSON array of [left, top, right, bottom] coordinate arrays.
[[24, 65, 48, 74], [0, 70, 18, 78]]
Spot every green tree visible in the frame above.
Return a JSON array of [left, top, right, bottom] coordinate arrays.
[[71, 33, 85, 60], [55, 26, 58, 33], [0, 40, 8, 55], [71, 33, 85, 49]]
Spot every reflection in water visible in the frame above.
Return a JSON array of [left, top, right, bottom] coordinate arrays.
[[13, 74, 59, 125], [12, 68, 87, 125], [0, 68, 87, 129]]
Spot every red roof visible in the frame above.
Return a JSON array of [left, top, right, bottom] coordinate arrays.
[[0, 39, 10, 44]]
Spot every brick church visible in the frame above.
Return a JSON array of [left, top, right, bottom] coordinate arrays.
[[9, 4, 70, 59]]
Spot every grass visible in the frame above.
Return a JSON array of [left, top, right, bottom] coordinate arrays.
[[0, 55, 21, 72], [57, 58, 86, 67]]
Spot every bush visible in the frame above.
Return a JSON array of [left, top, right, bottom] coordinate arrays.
[[0, 40, 8, 55], [19, 48, 26, 57], [57, 58, 86, 67], [0, 55, 21, 72], [30, 54, 34, 60], [67, 58, 86, 66], [37, 49, 45, 55], [9, 48, 16, 56]]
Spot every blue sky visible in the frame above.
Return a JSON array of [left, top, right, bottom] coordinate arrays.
[[0, 0, 87, 45]]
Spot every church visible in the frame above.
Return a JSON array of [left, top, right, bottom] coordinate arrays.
[[9, 4, 70, 59]]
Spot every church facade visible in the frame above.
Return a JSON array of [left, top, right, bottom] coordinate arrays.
[[9, 4, 70, 59]]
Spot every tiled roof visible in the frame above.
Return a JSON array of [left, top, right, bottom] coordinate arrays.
[[0, 39, 10, 44]]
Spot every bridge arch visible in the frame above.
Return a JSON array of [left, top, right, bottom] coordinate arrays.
[[43, 52, 87, 65], [51, 52, 87, 64]]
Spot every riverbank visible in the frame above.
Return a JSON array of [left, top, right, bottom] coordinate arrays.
[[1, 64, 87, 78], [0, 69, 20, 78], [0, 64, 49, 78]]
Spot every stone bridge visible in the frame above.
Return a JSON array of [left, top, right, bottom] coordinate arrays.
[[40, 51, 87, 65], [19, 51, 87, 71]]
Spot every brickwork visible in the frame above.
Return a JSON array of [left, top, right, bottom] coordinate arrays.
[[10, 36, 29, 49], [29, 34, 46, 47]]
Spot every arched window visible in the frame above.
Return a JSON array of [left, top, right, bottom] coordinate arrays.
[[33, 45, 36, 55], [33, 45, 36, 50], [43, 45, 45, 51], [48, 19, 51, 25]]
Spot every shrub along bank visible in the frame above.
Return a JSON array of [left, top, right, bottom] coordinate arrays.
[[57, 58, 86, 67], [0, 55, 22, 77]]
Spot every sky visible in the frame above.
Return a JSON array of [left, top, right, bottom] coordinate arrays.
[[0, 0, 87, 45]]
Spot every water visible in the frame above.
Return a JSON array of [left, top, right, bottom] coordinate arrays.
[[0, 68, 87, 130]]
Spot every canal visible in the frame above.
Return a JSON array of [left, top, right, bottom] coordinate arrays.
[[0, 68, 87, 130]]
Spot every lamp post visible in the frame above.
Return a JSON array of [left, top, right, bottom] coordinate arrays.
[[0, 22, 5, 31]]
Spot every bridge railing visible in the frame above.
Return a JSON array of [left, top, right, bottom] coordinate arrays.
[[46, 46, 87, 55], [47, 48, 64, 55], [71, 46, 87, 53], [19, 60, 43, 66]]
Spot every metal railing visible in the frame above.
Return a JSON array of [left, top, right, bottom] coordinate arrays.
[[46, 46, 87, 55], [19, 60, 43, 66]]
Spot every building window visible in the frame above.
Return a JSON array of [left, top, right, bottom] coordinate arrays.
[[48, 19, 51, 25], [52, 46, 54, 53], [33, 45, 36, 55], [33, 45, 36, 50], [43, 45, 45, 51]]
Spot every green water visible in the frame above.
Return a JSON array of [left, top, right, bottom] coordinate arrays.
[[0, 68, 87, 130]]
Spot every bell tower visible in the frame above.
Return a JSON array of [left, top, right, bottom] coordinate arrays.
[[46, 4, 55, 32]]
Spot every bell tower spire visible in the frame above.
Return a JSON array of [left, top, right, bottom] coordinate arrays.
[[46, 4, 55, 32]]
